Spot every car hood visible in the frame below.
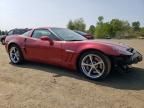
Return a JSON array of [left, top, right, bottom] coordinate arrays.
[[82, 39, 130, 49]]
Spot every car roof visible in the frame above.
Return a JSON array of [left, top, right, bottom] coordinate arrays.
[[33, 27, 66, 30], [12, 28, 30, 30]]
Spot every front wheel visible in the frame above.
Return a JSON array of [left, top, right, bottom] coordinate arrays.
[[78, 51, 111, 80], [9, 45, 24, 64]]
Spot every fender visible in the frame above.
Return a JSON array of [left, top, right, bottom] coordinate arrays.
[[5, 35, 27, 58], [68, 42, 120, 70], [77, 43, 120, 56]]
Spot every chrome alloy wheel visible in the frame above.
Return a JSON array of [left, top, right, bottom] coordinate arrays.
[[9, 46, 20, 63], [81, 54, 105, 79]]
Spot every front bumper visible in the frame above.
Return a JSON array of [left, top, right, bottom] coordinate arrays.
[[113, 49, 143, 65], [126, 51, 142, 64]]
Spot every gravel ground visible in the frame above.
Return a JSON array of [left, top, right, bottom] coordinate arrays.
[[0, 39, 144, 108]]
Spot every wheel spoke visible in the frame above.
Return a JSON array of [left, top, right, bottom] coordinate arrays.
[[15, 51, 19, 57], [15, 56, 19, 61], [15, 54, 18, 59], [13, 56, 16, 60], [88, 55, 93, 64], [11, 53, 15, 56], [82, 62, 92, 67], [94, 68, 101, 75], [93, 61, 103, 66], [87, 67, 93, 76]]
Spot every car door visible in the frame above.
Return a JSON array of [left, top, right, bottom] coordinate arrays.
[[25, 29, 63, 65]]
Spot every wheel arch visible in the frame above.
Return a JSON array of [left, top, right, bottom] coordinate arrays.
[[76, 48, 112, 80], [76, 48, 109, 70], [8, 42, 21, 52]]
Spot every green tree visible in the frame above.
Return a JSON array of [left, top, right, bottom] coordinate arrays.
[[67, 20, 75, 30], [73, 18, 86, 31], [132, 21, 140, 31], [139, 27, 144, 37], [95, 22, 112, 38], [67, 17, 143, 39], [88, 25, 95, 35], [121, 21, 130, 38], [67, 18, 86, 31], [95, 16, 112, 38], [97, 16, 104, 25], [140, 27, 144, 33], [1, 31, 5, 35], [110, 19, 124, 37]]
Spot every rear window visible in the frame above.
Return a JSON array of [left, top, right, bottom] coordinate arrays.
[[13, 29, 30, 35]]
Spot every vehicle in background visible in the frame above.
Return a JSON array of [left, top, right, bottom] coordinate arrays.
[[0, 28, 31, 45], [138, 36, 144, 39], [74, 30, 94, 39], [105, 36, 111, 39]]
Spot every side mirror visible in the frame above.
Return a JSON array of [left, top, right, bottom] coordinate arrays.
[[40, 36, 54, 45]]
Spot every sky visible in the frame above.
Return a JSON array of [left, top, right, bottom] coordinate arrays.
[[0, 0, 144, 30]]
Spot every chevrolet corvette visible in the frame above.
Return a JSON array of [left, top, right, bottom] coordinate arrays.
[[5, 27, 143, 80]]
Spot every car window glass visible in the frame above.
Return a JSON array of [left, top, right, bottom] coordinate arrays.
[[50, 28, 86, 41], [23, 31, 31, 36], [14, 29, 28, 35], [8, 30, 13, 35], [32, 29, 56, 40]]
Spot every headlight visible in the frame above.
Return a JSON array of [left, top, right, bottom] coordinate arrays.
[[112, 47, 133, 56]]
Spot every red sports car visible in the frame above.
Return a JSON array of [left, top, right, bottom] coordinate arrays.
[[5, 27, 143, 80]]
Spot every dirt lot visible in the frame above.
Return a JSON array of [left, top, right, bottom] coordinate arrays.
[[0, 39, 144, 108]]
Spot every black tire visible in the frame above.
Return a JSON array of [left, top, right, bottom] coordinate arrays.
[[1, 39, 5, 45], [8, 44, 24, 64], [78, 51, 111, 80]]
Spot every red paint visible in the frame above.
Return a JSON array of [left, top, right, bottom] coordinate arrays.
[[5, 27, 127, 70]]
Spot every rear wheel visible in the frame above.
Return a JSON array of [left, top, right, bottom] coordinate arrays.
[[8, 45, 24, 64], [78, 51, 111, 80], [1, 39, 5, 45]]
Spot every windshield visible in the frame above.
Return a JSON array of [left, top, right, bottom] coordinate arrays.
[[50, 28, 87, 41]]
